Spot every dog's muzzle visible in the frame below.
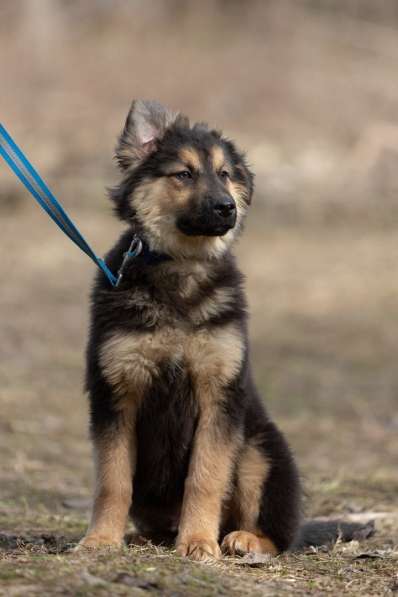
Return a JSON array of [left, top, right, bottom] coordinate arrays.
[[177, 196, 237, 237]]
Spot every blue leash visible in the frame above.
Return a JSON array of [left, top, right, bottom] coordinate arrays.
[[0, 123, 141, 287]]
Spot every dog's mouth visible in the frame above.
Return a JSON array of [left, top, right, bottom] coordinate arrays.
[[176, 206, 237, 238], [176, 219, 234, 237]]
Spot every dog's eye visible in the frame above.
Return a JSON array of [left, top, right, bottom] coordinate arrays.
[[174, 170, 192, 180], [219, 170, 230, 181]]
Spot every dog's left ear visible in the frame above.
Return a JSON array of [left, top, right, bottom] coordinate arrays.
[[115, 100, 187, 171]]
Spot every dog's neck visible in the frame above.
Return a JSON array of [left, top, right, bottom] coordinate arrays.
[[137, 236, 173, 266], [114, 226, 235, 298]]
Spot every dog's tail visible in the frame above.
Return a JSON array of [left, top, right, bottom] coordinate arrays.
[[291, 519, 375, 551]]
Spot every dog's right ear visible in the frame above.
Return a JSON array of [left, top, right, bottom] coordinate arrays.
[[115, 100, 186, 171]]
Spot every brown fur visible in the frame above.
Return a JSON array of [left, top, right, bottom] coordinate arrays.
[[79, 410, 136, 548], [178, 147, 202, 171], [222, 531, 278, 557], [210, 144, 227, 171], [189, 286, 236, 325], [176, 424, 242, 561], [235, 443, 270, 532], [100, 322, 243, 407], [175, 326, 244, 561]]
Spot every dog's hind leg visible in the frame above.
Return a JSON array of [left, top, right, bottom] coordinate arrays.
[[222, 423, 301, 556]]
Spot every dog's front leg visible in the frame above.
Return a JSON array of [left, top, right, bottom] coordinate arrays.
[[176, 409, 239, 561], [79, 408, 135, 549]]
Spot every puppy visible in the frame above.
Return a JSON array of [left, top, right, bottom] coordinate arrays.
[[79, 100, 301, 560]]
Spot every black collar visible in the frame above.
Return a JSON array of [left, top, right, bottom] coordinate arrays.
[[115, 234, 171, 286], [139, 237, 172, 266]]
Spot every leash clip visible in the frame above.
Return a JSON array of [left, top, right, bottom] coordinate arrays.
[[115, 235, 143, 287]]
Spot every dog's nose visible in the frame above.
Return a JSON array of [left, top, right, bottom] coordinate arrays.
[[213, 197, 236, 218]]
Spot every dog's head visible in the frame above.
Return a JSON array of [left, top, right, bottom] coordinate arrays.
[[111, 100, 254, 259]]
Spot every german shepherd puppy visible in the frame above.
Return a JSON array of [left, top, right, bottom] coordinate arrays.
[[78, 101, 363, 561]]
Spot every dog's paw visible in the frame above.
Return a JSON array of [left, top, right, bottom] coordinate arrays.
[[75, 533, 123, 551], [221, 531, 278, 556], [176, 536, 221, 561]]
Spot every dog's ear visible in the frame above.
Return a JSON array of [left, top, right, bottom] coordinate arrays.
[[115, 100, 187, 171]]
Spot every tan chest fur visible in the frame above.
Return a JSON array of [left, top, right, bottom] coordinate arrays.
[[99, 322, 244, 408]]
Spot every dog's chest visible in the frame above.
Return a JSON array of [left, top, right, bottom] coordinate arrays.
[[99, 321, 243, 404]]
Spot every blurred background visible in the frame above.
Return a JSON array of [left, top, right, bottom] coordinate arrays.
[[1, 0, 397, 538]]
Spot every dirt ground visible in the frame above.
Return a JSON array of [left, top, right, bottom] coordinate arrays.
[[1, 2, 398, 595]]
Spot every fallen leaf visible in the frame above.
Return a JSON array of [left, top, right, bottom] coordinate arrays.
[[238, 552, 273, 567]]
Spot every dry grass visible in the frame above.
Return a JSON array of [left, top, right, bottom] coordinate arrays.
[[1, 2, 398, 595]]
